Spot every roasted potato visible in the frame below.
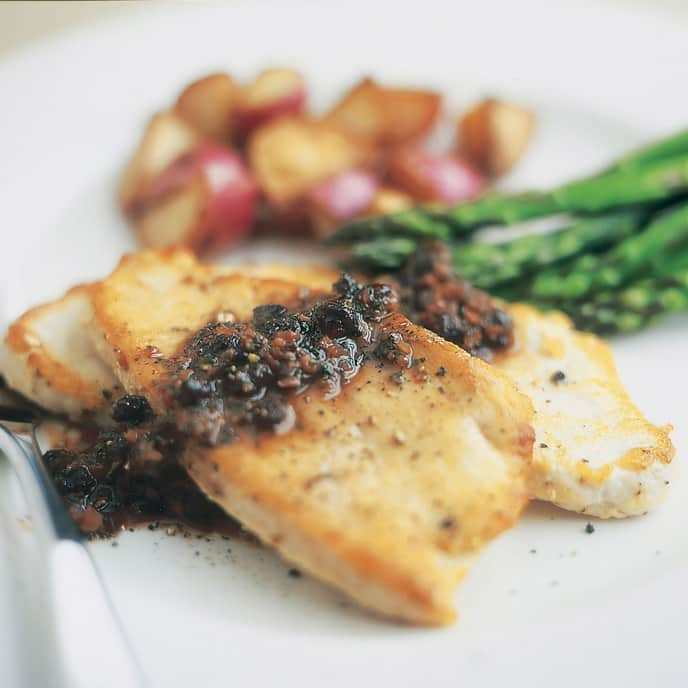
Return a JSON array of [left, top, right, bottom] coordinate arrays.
[[135, 146, 257, 253], [325, 78, 441, 146], [119, 111, 202, 214], [174, 73, 239, 142], [459, 98, 535, 176], [387, 147, 486, 203], [236, 68, 306, 137], [248, 117, 369, 205], [307, 169, 379, 236]]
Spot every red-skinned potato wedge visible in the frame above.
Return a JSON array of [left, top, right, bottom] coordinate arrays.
[[459, 98, 535, 176], [324, 79, 385, 143], [119, 112, 202, 214], [236, 68, 306, 137], [137, 177, 208, 251], [174, 73, 239, 142], [134, 145, 258, 254], [379, 87, 442, 144], [307, 169, 379, 237], [325, 78, 441, 145], [388, 147, 486, 204], [248, 117, 370, 206], [368, 186, 414, 216]]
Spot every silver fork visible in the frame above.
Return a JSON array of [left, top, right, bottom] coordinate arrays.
[[0, 402, 148, 688]]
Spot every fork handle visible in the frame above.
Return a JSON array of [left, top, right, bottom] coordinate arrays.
[[49, 540, 147, 688], [0, 426, 148, 688]]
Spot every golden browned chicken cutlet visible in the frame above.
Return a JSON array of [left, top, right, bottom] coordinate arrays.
[[182, 312, 534, 624], [1, 250, 535, 624], [85, 250, 534, 624], [222, 260, 675, 518]]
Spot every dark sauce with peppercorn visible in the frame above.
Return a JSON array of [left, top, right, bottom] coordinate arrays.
[[43, 435, 245, 538], [393, 242, 513, 361], [44, 274, 412, 537]]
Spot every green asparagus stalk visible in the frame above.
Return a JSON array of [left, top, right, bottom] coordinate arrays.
[[449, 207, 645, 289], [571, 306, 653, 335], [327, 192, 559, 243], [329, 154, 688, 244], [347, 207, 646, 284], [530, 202, 688, 300], [328, 207, 456, 245], [439, 192, 560, 231], [349, 236, 418, 270], [551, 156, 688, 213], [567, 269, 688, 335], [609, 128, 688, 172], [328, 126, 688, 337], [598, 270, 688, 311]]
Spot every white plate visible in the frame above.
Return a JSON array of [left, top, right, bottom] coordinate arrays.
[[1, 1, 687, 686]]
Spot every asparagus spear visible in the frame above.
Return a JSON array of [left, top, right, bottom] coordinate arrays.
[[568, 269, 688, 335], [599, 270, 688, 311], [349, 236, 418, 270], [328, 127, 688, 337], [327, 207, 456, 244], [571, 305, 651, 335], [329, 155, 688, 244], [450, 207, 645, 289], [552, 156, 688, 212], [609, 129, 688, 172], [327, 192, 559, 243], [530, 202, 688, 300], [437, 156, 688, 227], [347, 207, 646, 283], [439, 192, 560, 231]]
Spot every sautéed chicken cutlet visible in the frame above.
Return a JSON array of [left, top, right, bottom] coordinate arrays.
[[226, 244, 674, 518], [0, 250, 534, 624], [182, 311, 532, 624]]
